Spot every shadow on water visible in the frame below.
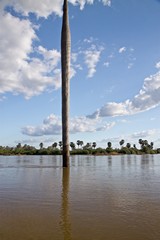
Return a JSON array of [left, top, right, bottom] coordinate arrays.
[[60, 168, 72, 240]]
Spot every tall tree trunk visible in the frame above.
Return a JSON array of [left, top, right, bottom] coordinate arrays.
[[61, 0, 71, 167]]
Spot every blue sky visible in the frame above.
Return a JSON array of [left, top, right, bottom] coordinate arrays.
[[0, 0, 160, 148]]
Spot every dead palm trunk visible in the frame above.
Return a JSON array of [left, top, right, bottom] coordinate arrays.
[[61, 0, 71, 167]]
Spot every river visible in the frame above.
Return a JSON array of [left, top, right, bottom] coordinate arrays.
[[0, 154, 160, 240]]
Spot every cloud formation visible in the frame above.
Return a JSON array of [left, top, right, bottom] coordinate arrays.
[[84, 45, 103, 78], [88, 67, 160, 118], [118, 47, 126, 54], [130, 129, 157, 139], [0, 1, 107, 99], [156, 61, 160, 69], [0, 12, 64, 99], [1, 0, 111, 18], [0, 0, 63, 17], [100, 128, 159, 148], [22, 114, 115, 136]]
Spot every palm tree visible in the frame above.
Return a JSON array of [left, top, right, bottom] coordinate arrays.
[[59, 141, 63, 150], [126, 143, 131, 148], [79, 141, 84, 148], [61, 0, 71, 167], [119, 139, 125, 148], [92, 142, 97, 149], [107, 142, 112, 148], [39, 142, 43, 149], [16, 143, 22, 149], [144, 140, 148, 147], [77, 140, 80, 148], [84, 143, 91, 149], [138, 139, 143, 148], [150, 142, 154, 149], [133, 144, 136, 149], [52, 142, 58, 149], [70, 142, 75, 150]]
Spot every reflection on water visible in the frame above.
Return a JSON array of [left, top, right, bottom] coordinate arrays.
[[60, 168, 72, 240], [108, 155, 112, 168], [0, 154, 160, 240]]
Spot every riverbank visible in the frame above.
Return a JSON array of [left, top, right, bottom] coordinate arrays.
[[0, 147, 160, 156]]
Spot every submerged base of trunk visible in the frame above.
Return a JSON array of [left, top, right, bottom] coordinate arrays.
[[63, 146, 70, 167]]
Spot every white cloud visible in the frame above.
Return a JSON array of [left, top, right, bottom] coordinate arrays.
[[99, 129, 159, 148], [84, 45, 103, 78], [104, 61, 110, 67], [130, 129, 156, 139], [0, 0, 63, 17], [15, 137, 58, 146], [0, 12, 64, 99], [37, 46, 61, 68], [87, 101, 130, 118], [0, 12, 97, 100], [1, 0, 112, 18], [96, 122, 115, 131], [22, 114, 115, 136], [69, 0, 111, 10], [22, 114, 62, 136], [72, 38, 104, 78], [156, 61, 160, 69], [118, 47, 126, 54], [101, 0, 111, 6], [88, 67, 160, 118], [0, 1, 110, 99]]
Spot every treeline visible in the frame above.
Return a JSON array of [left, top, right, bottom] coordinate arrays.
[[0, 139, 160, 156]]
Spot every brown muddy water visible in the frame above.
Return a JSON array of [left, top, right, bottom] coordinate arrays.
[[0, 154, 160, 240]]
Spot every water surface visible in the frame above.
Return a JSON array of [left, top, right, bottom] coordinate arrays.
[[0, 155, 160, 240]]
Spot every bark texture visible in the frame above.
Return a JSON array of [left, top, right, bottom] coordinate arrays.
[[61, 0, 71, 167]]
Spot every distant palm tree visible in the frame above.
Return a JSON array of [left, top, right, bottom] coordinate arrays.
[[70, 142, 75, 150], [61, 0, 71, 167], [144, 140, 148, 146], [150, 142, 154, 149], [16, 143, 22, 149], [77, 140, 81, 148], [84, 143, 91, 149], [107, 142, 112, 148], [92, 142, 97, 149], [39, 142, 43, 149], [126, 143, 131, 149], [79, 141, 84, 148], [52, 142, 58, 149], [59, 141, 63, 150], [139, 139, 143, 147], [119, 139, 124, 148]]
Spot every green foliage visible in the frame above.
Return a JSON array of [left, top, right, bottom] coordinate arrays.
[[119, 147, 131, 154], [94, 148, 106, 154], [157, 148, 160, 154], [71, 149, 90, 155], [106, 147, 113, 153], [0, 139, 159, 156]]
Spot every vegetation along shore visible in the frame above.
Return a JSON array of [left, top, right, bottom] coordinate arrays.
[[0, 139, 160, 156]]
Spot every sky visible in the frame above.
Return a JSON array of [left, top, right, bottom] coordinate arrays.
[[0, 0, 160, 149]]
